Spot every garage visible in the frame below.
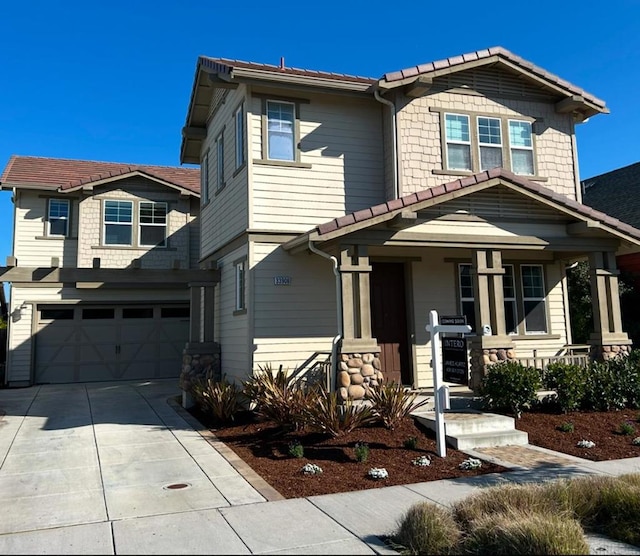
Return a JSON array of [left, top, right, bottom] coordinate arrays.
[[34, 304, 190, 384]]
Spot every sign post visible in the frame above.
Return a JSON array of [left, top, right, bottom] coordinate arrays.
[[425, 310, 471, 457]]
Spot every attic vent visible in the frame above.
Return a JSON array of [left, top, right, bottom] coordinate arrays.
[[279, 57, 285, 70]]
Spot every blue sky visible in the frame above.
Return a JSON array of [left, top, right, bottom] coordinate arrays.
[[2, 0, 639, 300]]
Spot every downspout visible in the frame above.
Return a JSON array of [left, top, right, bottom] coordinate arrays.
[[308, 238, 341, 392], [374, 88, 399, 200]]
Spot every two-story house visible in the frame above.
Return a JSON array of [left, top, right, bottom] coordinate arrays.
[[0, 156, 217, 386], [179, 46, 640, 398]]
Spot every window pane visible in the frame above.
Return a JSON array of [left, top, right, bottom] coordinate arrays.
[[447, 144, 471, 171], [49, 199, 69, 236], [509, 121, 532, 147], [445, 114, 469, 142], [478, 117, 501, 145], [522, 266, 544, 297], [512, 149, 534, 175], [41, 309, 74, 320], [105, 224, 132, 245], [459, 265, 474, 298], [504, 300, 518, 335], [161, 307, 190, 318], [462, 301, 476, 333], [139, 202, 166, 224], [235, 105, 244, 168], [104, 201, 132, 223], [123, 308, 154, 319], [140, 226, 165, 246], [503, 265, 515, 298], [267, 102, 295, 161], [479, 146, 503, 171], [82, 308, 115, 319], [524, 300, 547, 333], [269, 131, 294, 161], [49, 218, 68, 236]]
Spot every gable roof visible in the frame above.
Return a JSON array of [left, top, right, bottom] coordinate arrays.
[[582, 161, 640, 229], [283, 168, 640, 251], [181, 46, 608, 164], [0, 156, 200, 195]]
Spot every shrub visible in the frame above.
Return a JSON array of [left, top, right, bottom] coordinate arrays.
[[480, 361, 541, 418], [191, 376, 242, 423], [582, 360, 627, 411], [303, 385, 377, 437], [462, 509, 589, 555], [557, 421, 575, 433], [366, 382, 430, 429], [544, 362, 586, 413], [242, 364, 318, 430], [288, 440, 304, 458], [353, 441, 369, 463], [619, 421, 636, 436], [393, 502, 461, 555], [404, 436, 419, 450]]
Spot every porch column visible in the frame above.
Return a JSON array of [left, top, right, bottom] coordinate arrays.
[[181, 281, 222, 408], [337, 245, 382, 401], [468, 249, 516, 391], [588, 251, 632, 360]]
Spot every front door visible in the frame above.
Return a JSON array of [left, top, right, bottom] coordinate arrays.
[[370, 262, 412, 385]]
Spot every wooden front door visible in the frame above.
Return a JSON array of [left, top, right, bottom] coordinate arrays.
[[370, 262, 412, 385]]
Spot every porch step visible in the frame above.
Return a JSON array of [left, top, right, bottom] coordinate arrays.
[[411, 409, 529, 450]]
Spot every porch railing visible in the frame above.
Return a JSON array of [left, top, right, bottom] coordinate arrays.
[[289, 351, 332, 390], [514, 345, 591, 382]]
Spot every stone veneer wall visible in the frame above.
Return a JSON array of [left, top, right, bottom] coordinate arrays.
[[180, 343, 222, 395], [337, 352, 384, 401], [468, 345, 517, 392], [591, 343, 632, 361]]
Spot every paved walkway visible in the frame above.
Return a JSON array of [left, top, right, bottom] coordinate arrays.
[[1, 380, 640, 554]]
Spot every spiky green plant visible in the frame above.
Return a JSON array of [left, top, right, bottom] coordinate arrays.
[[191, 376, 242, 423], [366, 381, 430, 429]]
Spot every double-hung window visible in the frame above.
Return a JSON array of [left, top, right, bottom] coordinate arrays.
[[216, 132, 225, 190], [458, 264, 476, 333], [234, 103, 245, 169], [445, 114, 471, 171], [48, 199, 70, 237], [509, 120, 534, 175], [201, 151, 209, 204], [503, 264, 518, 335], [139, 202, 167, 247], [235, 260, 246, 312], [477, 117, 503, 171], [267, 100, 295, 161], [104, 200, 133, 245], [521, 265, 547, 333]]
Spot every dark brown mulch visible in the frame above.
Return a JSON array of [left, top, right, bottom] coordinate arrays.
[[515, 407, 640, 461], [189, 409, 509, 499]]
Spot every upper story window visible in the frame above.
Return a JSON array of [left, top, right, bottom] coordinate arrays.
[[235, 103, 245, 170], [47, 198, 70, 237], [441, 112, 536, 177], [216, 132, 225, 191], [104, 200, 133, 245], [139, 202, 167, 247], [201, 151, 209, 204], [267, 100, 295, 161]]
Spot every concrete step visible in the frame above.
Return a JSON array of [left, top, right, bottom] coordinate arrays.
[[412, 409, 516, 436], [448, 429, 529, 450]]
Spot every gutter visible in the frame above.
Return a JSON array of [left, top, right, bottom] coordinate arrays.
[[307, 239, 341, 392], [374, 88, 399, 200]]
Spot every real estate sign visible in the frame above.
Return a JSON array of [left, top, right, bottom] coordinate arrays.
[[442, 335, 468, 385]]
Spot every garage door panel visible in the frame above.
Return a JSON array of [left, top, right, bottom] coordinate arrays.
[[35, 304, 189, 384]]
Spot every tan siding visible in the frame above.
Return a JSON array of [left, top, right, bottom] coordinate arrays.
[[200, 86, 249, 257], [215, 244, 250, 384], [252, 241, 337, 373], [13, 191, 79, 267], [397, 90, 577, 199], [250, 94, 385, 233], [77, 178, 193, 270]]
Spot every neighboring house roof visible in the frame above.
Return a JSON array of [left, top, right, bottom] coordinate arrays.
[[582, 161, 640, 229], [284, 168, 640, 251], [0, 155, 200, 195], [181, 46, 608, 164]]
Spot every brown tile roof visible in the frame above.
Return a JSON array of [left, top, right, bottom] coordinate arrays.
[[312, 168, 640, 241], [199, 56, 377, 85], [0, 155, 200, 194], [381, 46, 607, 110]]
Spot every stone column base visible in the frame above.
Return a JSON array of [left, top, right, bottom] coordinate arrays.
[[468, 337, 516, 393], [591, 343, 632, 361], [180, 341, 222, 407], [337, 340, 383, 401]]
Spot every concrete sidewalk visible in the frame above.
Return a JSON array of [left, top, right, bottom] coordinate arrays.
[[1, 380, 639, 555]]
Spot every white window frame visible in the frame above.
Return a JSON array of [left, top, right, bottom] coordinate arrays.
[[235, 260, 246, 311], [445, 113, 472, 171], [47, 198, 70, 237], [477, 116, 503, 172], [234, 103, 245, 170], [520, 264, 548, 334], [266, 100, 296, 161], [103, 200, 133, 246], [138, 202, 167, 247], [201, 151, 209, 204], [216, 132, 225, 190], [508, 119, 535, 176]]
